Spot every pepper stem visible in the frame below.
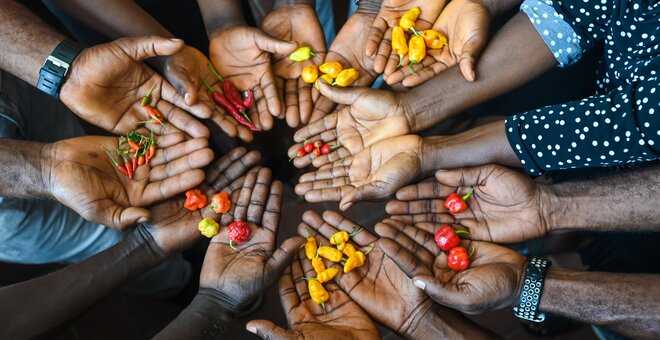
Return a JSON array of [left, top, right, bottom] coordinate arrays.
[[455, 229, 472, 238], [409, 62, 417, 74], [397, 55, 403, 68], [462, 188, 474, 201], [229, 239, 237, 250], [330, 144, 341, 150], [321, 302, 326, 316], [468, 244, 476, 259], [207, 62, 224, 82], [103, 147, 120, 167], [364, 243, 376, 255], [409, 27, 422, 36], [201, 78, 216, 92], [349, 227, 364, 237]]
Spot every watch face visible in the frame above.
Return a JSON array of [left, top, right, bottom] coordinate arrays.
[[527, 265, 543, 278]]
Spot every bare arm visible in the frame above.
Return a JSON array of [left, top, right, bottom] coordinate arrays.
[[0, 139, 51, 199], [197, 0, 247, 37]]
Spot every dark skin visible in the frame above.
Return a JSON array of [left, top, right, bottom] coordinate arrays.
[[246, 251, 380, 339]]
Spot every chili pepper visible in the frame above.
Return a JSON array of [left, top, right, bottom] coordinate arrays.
[[227, 221, 251, 249], [332, 68, 359, 87], [303, 142, 314, 153], [313, 140, 323, 149], [434, 226, 471, 251], [138, 155, 145, 166], [337, 242, 357, 258], [121, 154, 133, 179], [289, 46, 315, 61], [104, 147, 129, 177], [321, 144, 340, 155], [242, 89, 254, 109], [421, 29, 447, 49], [316, 268, 339, 283], [209, 192, 231, 214], [392, 26, 409, 68], [312, 256, 326, 274], [148, 143, 156, 161], [319, 61, 343, 78], [132, 156, 138, 172], [144, 105, 166, 125], [447, 246, 474, 271], [399, 7, 421, 32], [203, 79, 260, 131], [312, 148, 321, 157], [318, 246, 342, 262], [444, 188, 474, 214], [329, 228, 363, 245], [222, 79, 252, 122], [307, 278, 329, 314], [198, 217, 220, 238], [141, 83, 156, 106], [408, 35, 426, 74], [305, 237, 318, 260], [184, 189, 207, 211], [301, 65, 319, 84], [344, 251, 366, 273], [314, 74, 335, 90], [128, 140, 140, 150]]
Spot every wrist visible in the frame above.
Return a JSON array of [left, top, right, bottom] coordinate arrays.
[[207, 20, 246, 40], [356, 0, 382, 15], [538, 184, 568, 234], [407, 304, 493, 340], [273, 0, 315, 9], [39, 143, 55, 199]]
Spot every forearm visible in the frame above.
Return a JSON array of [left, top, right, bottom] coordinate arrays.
[[154, 288, 237, 340], [0, 226, 167, 339], [483, 0, 524, 17], [0, 139, 51, 198], [0, 0, 66, 86], [420, 120, 521, 176], [273, 0, 315, 9], [197, 0, 246, 37], [356, 0, 383, 14], [404, 12, 557, 132], [407, 305, 497, 340], [542, 162, 660, 233], [540, 268, 660, 338]]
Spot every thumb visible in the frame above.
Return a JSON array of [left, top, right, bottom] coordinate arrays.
[[246, 320, 292, 339], [265, 237, 306, 278], [435, 166, 486, 188], [254, 31, 298, 55], [111, 206, 151, 229], [339, 183, 382, 211], [166, 66, 198, 106], [458, 38, 486, 82], [317, 79, 364, 105], [412, 274, 459, 306], [114, 36, 185, 62]]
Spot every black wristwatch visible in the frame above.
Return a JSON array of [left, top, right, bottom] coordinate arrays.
[[36, 40, 83, 98], [513, 256, 551, 322]]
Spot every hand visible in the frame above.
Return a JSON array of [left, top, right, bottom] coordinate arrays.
[[310, 10, 380, 123], [45, 134, 213, 229], [60, 36, 210, 138], [295, 135, 423, 210], [384, 0, 490, 87], [288, 81, 413, 168], [366, 0, 446, 73], [376, 218, 527, 314], [199, 167, 305, 310], [297, 211, 436, 338], [246, 251, 380, 339], [142, 147, 261, 255], [209, 25, 297, 130], [261, 3, 327, 128], [387, 164, 548, 243], [160, 45, 254, 142]]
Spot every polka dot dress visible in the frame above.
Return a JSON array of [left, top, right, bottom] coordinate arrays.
[[506, 0, 659, 175]]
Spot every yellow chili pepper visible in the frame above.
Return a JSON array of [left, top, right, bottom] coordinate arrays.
[[318, 246, 343, 262], [421, 30, 448, 49], [344, 251, 366, 273], [392, 26, 409, 68], [301, 65, 319, 84], [332, 68, 359, 87], [305, 237, 318, 260], [399, 7, 421, 32], [337, 242, 357, 257], [319, 61, 343, 78], [308, 279, 329, 313], [312, 257, 326, 274], [317, 267, 339, 283], [289, 46, 315, 62], [329, 231, 349, 245], [197, 217, 220, 238], [408, 35, 426, 74], [314, 74, 334, 90]]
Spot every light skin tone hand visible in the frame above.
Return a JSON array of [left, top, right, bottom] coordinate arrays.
[[384, 0, 490, 86], [386, 164, 549, 243], [208, 25, 298, 130], [261, 3, 327, 128], [376, 218, 527, 314], [60, 36, 210, 138], [288, 80, 414, 168], [44, 134, 214, 229], [142, 147, 262, 254], [295, 135, 423, 210], [246, 251, 380, 339], [366, 0, 447, 74]]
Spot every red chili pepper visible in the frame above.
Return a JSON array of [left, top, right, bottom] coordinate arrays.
[[447, 246, 471, 271], [203, 79, 260, 131], [121, 155, 133, 179], [184, 189, 207, 211], [148, 144, 156, 160], [434, 226, 471, 251], [304, 142, 314, 153], [312, 148, 321, 157], [132, 156, 138, 172], [144, 105, 166, 125], [128, 140, 140, 150], [313, 140, 323, 149], [222, 79, 253, 123], [444, 188, 474, 214], [242, 89, 254, 108], [227, 221, 251, 249], [104, 147, 130, 178], [138, 155, 145, 166]]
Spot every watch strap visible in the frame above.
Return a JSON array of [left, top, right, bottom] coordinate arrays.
[[37, 40, 82, 98], [513, 256, 551, 322]]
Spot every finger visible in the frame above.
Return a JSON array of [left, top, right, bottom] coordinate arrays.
[[109, 205, 151, 229], [374, 27, 394, 74], [205, 146, 247, 183], [233, 168, 259, 221], [149, 147, 214, 182], [339, 181, 385, 211], [209, 109, 240, 139], [365, 16, 388, 57], [385, 198, 447, 216], [246, 320, 293, 339], [284, 79, 300, 128], [291, 250, 308, 298], [316, 80, 363, 106], [207, 148, 261, 191], [275, 77, 286, 120], [411, 274, 463, 309], [114, 36, 184, 61], [309, 96, 336, 123], [375, 219, 439, 260], [301, 210, 337, 241], [255, 31, 298, 55], [377, 238, 434, 279], [298, 77, 313, 125], [311, 146, 350, 168], [150, 137, 209, 167], [435, 166, 490, 189], [298, 166, 348, 182], [261, 70, 284, 118], [154, 100, 210, 139], [260, 180, 283, 236], [159, 78, 213, 121], [459, 36, 487, 82], [384, 50, 407, 77], [322, 210, 377, 246], [253, 86, 273, 130], [277, 264, 299, 317], [265, 237, 307, 290], [247, 168, 273, 227], [395, 181, 452, 201], [401, 58, 448, 88], [142, 169, 206, 203], [293, 112, 338, 143], [221, 189, 242, 226], [167, 67, 198, 106], [391, 213, 454, 225]]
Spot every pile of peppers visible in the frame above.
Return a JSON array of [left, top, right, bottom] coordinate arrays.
[[392, 7, 448, 73], [104, 130, 157, 180], [287, 47, 360, 88], [203, 63, 259, 131], [433, 188, 475, 270], [302, 228, 373, 314], [291, 139, 340, 160], [185, 189, 250, 247]]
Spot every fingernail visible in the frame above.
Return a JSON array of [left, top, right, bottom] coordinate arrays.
[[169, 38, 183, 43], [184, 93, 191, 103], [414, 280, 426, 290], [246, 325, 257, 334], [137, 216, 149, 224]]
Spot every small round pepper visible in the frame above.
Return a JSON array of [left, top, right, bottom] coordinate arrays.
[[421, 29, 448, 49], [227, 221, 251, 249], [289, 46, 315, 62], [198, 217, 220, 238], [318, 246, 343, 262], [301, 65, 319, 84], [392, 26, 409, 68], [332, 68, 359, 87], [319, 61, 343, 78], [447, 246, 472, 271], [408, 35, 426, 74], [312, 256, 326, 274], [315, 74, 335, 90], [184, 189, 207, 211], [444, 188, 474, 214], [316, 267, 339, 283], [308, 278, 329, 314], [305, 237, 318, 260], [209, 192, 231, 214], [399, 7, 421, 32], [434, 226, 471, 251], [343, 251, 366, 273]]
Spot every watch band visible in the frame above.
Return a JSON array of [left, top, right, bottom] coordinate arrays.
[[513, 256, 551, 322], [36, 40, 83, 98]]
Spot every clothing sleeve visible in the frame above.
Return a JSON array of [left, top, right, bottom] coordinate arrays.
[[505, 77, 659, 175]]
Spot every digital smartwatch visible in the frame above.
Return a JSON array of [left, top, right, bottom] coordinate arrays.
[[36, 40, 83, 98], [513, 256, 551, 322]]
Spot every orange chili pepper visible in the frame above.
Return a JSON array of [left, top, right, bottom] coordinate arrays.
[[209, 192, 231, 214], [319, 61, 343, 78], [421, 29, 447, 49], [184, 189, 207, 211], [301, 65, 319, 84]]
